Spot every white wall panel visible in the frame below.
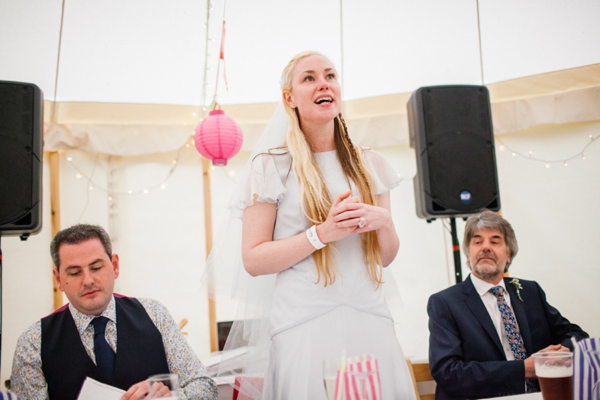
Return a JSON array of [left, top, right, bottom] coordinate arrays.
[[0, 0, 63, 98], [2, 0, 599, 104], [479, 0, 600, 83], [342, 0, 483, 100], [55, 0, 208, 104]]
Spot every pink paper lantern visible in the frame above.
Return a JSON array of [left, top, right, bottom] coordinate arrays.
[[194, 109, 243, 166]]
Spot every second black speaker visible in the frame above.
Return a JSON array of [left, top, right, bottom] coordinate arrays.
[[408, 85, 500, 219]]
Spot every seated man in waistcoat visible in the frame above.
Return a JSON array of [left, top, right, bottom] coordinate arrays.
[[10, 224, 217, 400]]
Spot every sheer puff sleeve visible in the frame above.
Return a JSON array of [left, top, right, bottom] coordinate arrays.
[[362, 148, 402, 195], [228, 151, 288, 219]]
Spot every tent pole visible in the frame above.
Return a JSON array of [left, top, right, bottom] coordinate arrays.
[[202, 157, 219, 352], [49, 151, 63, 310]]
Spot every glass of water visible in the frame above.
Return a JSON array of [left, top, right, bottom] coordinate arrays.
[[323, 359, 340, 400], [147, 373, 180, 399]]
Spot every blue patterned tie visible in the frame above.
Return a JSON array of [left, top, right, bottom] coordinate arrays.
[[92, 316, 115, 382], [490, 286, 538, 393]]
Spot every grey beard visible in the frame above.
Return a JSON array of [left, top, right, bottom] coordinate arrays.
[[473, 263, 503, 281], [476, 269, 501, 281]]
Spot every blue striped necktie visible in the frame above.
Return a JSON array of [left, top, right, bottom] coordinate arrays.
[[91, 316, 116, 382], [490, 286, 539, 393]]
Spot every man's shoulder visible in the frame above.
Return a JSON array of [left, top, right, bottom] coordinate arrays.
[[427, 280, 473, 318], [40, 303, 70, 322], [131, 297, 172, 322], [17, 320, 42, 345], [503, 276, 538, 285], [503, 276, 542, 291], [114, 294, 161, 307], [135, 296, 166, 309], [430, 278, 472, 300]]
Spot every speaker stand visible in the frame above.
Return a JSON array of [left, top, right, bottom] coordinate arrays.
[[0, 236, 3, 371], [449, 218, 463, 284]]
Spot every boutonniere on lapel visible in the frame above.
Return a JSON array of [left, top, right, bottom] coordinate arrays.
[[510, 278, 524, 302]]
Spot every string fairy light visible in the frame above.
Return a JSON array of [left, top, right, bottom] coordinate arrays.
[[496, 134, 599, 167], [61, 133, 244, 201], [62, 144, 189, 196]]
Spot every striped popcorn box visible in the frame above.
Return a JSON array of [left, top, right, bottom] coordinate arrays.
[[0, 392, 22, 400], [341, 354, 382, 400], [572, 337, 600, 399]]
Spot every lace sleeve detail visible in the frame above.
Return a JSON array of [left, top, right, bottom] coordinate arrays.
[[228, 152, 287, 219], [362, 148, 402, 195]]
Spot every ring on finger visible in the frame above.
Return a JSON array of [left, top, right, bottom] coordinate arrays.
[[357, 217, 366, 228]]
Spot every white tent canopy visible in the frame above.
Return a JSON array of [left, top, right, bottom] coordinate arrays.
[[4, 0, 600, 104], [4, 0, 600, 155], [1, 0, 600, 389]]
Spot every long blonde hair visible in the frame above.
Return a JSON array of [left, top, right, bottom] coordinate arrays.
[[281, 51, 383, 287]]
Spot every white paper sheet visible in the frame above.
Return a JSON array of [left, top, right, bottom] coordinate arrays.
[[77, 377, 125, 400]]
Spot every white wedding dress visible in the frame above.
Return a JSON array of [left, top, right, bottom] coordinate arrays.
[[235, 148, 416, 400]]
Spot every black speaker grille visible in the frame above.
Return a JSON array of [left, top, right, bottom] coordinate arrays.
[[423, 86, 490, 141], [408, 85, 500, 218], [0, 81, 43, 234], [427, 131, 497, 211]]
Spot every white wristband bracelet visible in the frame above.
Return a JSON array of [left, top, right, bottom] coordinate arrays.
[[306, 225, 326, 250]]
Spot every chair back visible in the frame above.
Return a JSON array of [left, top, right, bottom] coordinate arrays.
[[407, 360, 435, 400]]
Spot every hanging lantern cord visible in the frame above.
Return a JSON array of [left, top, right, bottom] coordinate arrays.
[[213, 0, 228, 104]]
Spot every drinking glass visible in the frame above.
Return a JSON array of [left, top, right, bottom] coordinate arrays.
[[533, 352, 573, 400], [147, 373, 180, 399], [323, 359, 339, 400]]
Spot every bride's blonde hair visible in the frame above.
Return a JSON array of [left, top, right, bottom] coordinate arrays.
[[281, 51, 383, 287]]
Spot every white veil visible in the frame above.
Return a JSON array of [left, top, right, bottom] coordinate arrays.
[[203, 103, 289, 398]]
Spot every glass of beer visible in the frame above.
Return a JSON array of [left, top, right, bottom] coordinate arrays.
[[533, 352, 573, 400]]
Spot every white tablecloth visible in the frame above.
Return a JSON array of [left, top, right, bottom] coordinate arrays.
[[486, 393, 543, 400]]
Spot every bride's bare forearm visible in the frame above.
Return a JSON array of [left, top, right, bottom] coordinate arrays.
[[373, 194, 399, 267], [243, 231, 317, 276], [377, 220, 399, 267]]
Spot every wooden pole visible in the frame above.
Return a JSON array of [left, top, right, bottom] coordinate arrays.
[[49, 151, 63, 310], [202, 157, 219, 352]]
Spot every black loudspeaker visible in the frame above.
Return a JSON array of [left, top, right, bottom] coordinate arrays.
[[408, 85, 500, 220], [0, 80, 43, 237]]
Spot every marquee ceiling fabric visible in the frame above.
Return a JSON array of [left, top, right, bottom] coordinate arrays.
[[1, 0, 600, 156], [41, 63, 600, 156]]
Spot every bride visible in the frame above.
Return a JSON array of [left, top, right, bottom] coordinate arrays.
[[220, 51, 416, 399]]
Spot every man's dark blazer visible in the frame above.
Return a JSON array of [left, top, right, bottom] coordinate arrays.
[[427, 275, 588, 400]]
